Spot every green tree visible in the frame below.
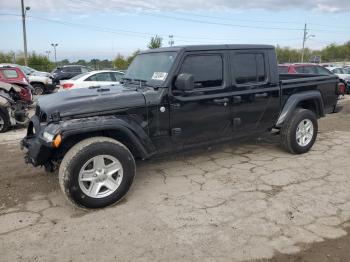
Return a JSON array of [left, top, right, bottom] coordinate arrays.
[[127, 50, 140, 65], [27, 52, 53, 71], [147, 35, 162, 49], [0, 51, 15, 63], [113, 54, 128, 70]]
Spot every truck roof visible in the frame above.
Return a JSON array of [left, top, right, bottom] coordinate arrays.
[[141, 44, 275, 54]]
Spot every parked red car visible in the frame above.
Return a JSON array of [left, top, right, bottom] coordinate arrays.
[[0, 66, 33, 104], [278, 63, 333, 75]]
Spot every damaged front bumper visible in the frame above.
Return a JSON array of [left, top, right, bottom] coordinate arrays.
[[20, 116, 54, 167]]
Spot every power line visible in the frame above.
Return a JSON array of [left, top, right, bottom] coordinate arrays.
[[0, 13, 304, 43], [142, 13, 304, 31], [67, 0, 344, 29], [0, 13, 346, 49], [174, 11, 302, 25]]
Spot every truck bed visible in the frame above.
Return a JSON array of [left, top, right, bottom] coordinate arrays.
[[279, 73, 339, 114]]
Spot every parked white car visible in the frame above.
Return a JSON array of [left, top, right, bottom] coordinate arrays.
[[326, 67, 350, 80], [0, 64, 54, 95], [59, 70, 124, 90]]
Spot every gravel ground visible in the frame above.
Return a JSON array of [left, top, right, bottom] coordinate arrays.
[[0, 96, 349, 262]]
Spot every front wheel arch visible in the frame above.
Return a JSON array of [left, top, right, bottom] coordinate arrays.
[[54, 128, 150, 162]]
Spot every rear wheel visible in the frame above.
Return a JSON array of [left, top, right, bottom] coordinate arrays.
[[0, 109, 10, 133], [32, 83, 45, 95], [281, 108, 318, 154], [59, 137, 136, 209]]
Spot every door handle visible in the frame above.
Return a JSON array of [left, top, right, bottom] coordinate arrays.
[[170, 103, 181, 109], [213, 98, 229, 105]]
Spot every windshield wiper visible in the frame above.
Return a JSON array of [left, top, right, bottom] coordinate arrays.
[[134, 79, 156, 88], [123, 78, 155, 88]]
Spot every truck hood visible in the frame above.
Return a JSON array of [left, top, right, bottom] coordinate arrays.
[[38, 85, 145, 120], [31, 71, 50, 77]]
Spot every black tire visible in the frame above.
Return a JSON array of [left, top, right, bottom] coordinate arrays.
[[281, 108, 318, 154], [32, 83, 45, 95], [0, 108, 10, 133], [59, 137, 136, 209]]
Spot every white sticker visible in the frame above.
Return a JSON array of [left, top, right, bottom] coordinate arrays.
[[152, 72, 168, 81]]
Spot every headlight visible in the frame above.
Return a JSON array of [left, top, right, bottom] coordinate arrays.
[[43, 131, 54, 142]]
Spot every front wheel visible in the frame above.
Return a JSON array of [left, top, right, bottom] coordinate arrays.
[[281, 108, 318, 154], [32, 83, 45, 95], [59, 137, 136, 209]]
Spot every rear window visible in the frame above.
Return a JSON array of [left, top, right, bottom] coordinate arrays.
[[63, 67, 81, 73], [278, 66, 288, 74], [232, 53, 267, 84], [1, 69, 19, 78]]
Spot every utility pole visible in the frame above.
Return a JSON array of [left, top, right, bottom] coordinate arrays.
[[21, 0, 30, 66], [301, 23, 315, 62], [51, 43, 58, 64], [168, 35, 174, 47]]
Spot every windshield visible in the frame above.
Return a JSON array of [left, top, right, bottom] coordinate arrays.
[[19, 66, 32, 75], [124, 52, 177, 84], [23, 66, 37, 72]]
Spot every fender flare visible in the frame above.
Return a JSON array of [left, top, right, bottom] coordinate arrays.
[[275, 90, 324, 128], [49, 116, 156, 159]]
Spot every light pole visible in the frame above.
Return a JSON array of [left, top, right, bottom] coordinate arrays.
[[21, 0, 30, 66], [301, 23, 315, 62], [168, 35, 174, 47], [45, 51, 51, 60], [51, 43, 58, 64]]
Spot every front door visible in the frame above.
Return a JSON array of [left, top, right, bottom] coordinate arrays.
[[169, 51, 232, 149]]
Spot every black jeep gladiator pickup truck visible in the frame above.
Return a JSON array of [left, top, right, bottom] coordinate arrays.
[[21, 45, 342, 208]]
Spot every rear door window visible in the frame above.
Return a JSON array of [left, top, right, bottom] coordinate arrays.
[[231, 53, 267, 84], [86, 72, 113, 81], [2, 69, 19, 78], [179, 54, 223, 89], [294, 67, 304, 73], [302, 66, 317, 74], [278, 66, 288, 74]]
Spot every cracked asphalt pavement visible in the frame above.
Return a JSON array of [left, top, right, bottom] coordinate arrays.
[[0, 96, 350, 261]]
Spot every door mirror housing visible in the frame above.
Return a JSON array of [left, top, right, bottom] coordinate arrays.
[[175, 73, 194, 92]]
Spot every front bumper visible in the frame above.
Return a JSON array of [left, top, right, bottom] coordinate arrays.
[[20, 117, 53, 166]]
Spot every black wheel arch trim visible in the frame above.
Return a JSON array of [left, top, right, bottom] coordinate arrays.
[[275, 90, 324, 128], [57, 116, 156, 159]]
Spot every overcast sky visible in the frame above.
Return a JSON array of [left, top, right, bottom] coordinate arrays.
[[0, 0, 349, 61]]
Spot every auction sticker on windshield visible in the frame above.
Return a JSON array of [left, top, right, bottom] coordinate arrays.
[[152, 72, 168, 81]]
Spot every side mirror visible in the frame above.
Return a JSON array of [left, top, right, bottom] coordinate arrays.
[[175, 73, 194, 92]]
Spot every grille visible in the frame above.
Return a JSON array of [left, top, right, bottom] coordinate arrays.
[[35, 105, 47, 123]]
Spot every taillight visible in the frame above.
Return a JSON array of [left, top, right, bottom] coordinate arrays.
[[337, 82, 345, 95], [63, 83, 74, 89]]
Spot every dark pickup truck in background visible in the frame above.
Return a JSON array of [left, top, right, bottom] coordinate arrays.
[[21, 44, 342, 208]]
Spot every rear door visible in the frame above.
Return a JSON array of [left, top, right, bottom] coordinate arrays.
[[169, 51, 232, 148], [229, 50, 280, 136]]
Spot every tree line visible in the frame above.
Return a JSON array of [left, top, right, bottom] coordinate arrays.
[[1, 36, 349, 72], [276, 41, 350, 63]]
